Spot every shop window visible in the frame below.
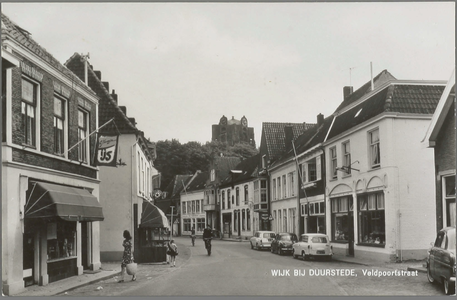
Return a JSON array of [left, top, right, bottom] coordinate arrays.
[[331, 197, 353, 241], [183, 219, 191, 232], [197, 218, 205, 232], [47, 222, 76, 261], [358, 193, 385, 246]]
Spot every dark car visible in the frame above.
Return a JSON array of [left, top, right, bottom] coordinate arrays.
[[271, 232, 298, 255], [426, 226, 456, 295]]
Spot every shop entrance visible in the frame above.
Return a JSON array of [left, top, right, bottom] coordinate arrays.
[[23, 232, 35, 287], [81, 222, 90, 270]]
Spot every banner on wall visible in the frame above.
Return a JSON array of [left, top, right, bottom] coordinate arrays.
[[95, 134, 119, 167]]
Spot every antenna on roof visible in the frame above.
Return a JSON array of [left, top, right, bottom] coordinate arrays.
[[370, 62, 374, 91]]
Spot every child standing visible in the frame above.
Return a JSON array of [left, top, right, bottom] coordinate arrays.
[[167, 239, 178, 267]]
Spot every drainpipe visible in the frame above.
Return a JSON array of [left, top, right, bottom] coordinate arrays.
[[131, 137, 139, 244]]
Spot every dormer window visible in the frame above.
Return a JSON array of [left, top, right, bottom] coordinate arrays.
[[210, 169, 215, 182]]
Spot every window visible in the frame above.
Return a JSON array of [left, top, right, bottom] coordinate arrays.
[[236, 187, 240, 206], [182, 202, 187, 214], [330, 147, 337, 179], [262, 155, 267, 169], [78, 110, 89, 162], [196, 218, 205, 232], [282, 175, 286, 198], [183, 219, 191, 232], [277, 177, 281, 199], [196, 199, 200, 212], [283, 209, 287, 232], [358, 192, 385, 246], [227, 190, 231, 209], [342, 141, 351, 174], [369, 129, 380, 168], [247, 209, 251, 231], [187, 202, 191, 214], [288, 172, 295, 197], [22, 78, 37, 147], [53, 97, 65, 155], [300, 163, 307, 183], [444, 175, 456, 227], [272, 179, 276, 200], [242, 209, 246, 230], [192, 201, 196, 213], [244, 185, 248, 205], [46, 222, 77, 260], [222, 191, 225, 210], [331, 196, 353, 241], [210, 169, 215, 182]]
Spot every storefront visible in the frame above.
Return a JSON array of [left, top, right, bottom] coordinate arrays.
[[23, 181, 104, 286]]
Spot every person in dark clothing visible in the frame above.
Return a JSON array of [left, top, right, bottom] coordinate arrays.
[[202, 225, 213, 255], [119, 230, 136, 282]]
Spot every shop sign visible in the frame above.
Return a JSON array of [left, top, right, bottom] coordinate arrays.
[[95, 134, 119, 166]]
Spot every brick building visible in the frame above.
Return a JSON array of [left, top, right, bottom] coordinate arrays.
[[2, 14, 103, 295]]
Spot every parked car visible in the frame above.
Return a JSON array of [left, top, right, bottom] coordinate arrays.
[[250, 231, 276, 250], [426, 226, 456, 295], [271, 233, 298, 255], [292, 233, 333, 261]]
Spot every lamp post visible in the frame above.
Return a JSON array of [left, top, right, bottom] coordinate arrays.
[[170, 206, 175, 238]]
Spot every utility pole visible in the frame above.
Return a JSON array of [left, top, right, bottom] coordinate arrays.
[[170, 206, 174, 238]]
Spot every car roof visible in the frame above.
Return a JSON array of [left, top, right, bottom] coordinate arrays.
[[301, 233, 328, 237], [257, 231, 275, 233], [278, 232, 296, 235]]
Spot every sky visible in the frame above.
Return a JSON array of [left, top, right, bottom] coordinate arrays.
[[1, 2, 455, 145]]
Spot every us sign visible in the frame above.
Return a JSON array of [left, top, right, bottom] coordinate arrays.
[[95, 134, 119, 167]]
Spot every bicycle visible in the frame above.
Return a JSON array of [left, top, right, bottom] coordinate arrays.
[[203, 238, 212, 255]]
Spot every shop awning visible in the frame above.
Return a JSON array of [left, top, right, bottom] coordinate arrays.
[[140, 201, 170, 229], [25, 182, 104, 222]]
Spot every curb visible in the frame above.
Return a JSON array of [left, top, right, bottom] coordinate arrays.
[[55, 271, 121, 296], [407, 266, 427, 273]]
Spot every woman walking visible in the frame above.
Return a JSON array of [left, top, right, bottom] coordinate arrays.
[[119, 230, 136, 282]]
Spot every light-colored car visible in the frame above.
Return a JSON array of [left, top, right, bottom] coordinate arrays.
[[292, 233, 333, 261], [250, 231, 276, 250], [426, 226, 456, 295]]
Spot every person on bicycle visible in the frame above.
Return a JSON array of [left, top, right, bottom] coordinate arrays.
[[202, 225, 213, 255], [190, 226, 196, 246]]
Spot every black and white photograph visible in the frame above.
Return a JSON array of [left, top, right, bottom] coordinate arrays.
[[1, 1, 455, 297]]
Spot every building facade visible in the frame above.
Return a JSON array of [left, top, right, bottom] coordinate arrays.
[[324, 72, 446, 262], [65, 54, 157, 262], [424, 69, 456, 231], [2, 14, 103, 295], [180, 171, 208, 236]]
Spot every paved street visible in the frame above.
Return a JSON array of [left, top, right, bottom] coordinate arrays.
[[63, 237, 443, 297]]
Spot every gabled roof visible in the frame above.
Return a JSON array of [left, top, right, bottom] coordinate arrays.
[[424, 69, 456, 147], [326, 83, 445, 141], [163, 174, 193, 199], [219, 154, 260, 187], [211, 156, 242, 182], [334, 70, 396, 112], [270, 117, 334, 168], [65, 53, 138, 134], [1, 13, 93, 96], [185, 172, 209, 193], [261, 122, 315, 160]]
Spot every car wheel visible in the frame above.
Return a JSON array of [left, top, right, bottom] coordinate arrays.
[[251, 242, 254, 249], [271, 246, 274, 253], [426, 263, 435, 283], [292, 250, 297, 259], [302, 251, 307, 261], [278, 248, 282, 255], [256, 243, 259, 250], [443, 278, 455, 295]]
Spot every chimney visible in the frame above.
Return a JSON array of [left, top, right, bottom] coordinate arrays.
[[317, 113, 324, 126], [94, 70, 101, 80], [284, 124, 294, 150], [111, 89, 118, 103], [119, 106, 127, 115], [102, 81, 109, 92], [343, 86, 353, 99]]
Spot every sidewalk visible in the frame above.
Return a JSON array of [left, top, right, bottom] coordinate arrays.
[[15, 237, 192, 297], [332, 253, 427, 273]]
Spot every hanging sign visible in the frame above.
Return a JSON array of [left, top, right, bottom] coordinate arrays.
[[95, 134, 119, 167]]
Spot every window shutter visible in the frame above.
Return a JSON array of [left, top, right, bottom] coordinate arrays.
[[316, 156, 322, 180]]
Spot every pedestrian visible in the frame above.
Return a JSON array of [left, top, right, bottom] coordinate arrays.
[[190, 226, 196, 246], [119, 230, 136, 282], [167, 239, 178, 267]]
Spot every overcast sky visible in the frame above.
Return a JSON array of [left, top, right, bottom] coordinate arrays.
[[2, 2, 455, 145]]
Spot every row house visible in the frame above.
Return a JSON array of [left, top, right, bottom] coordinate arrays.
[[218, 154, 260, 239], [424, 69, 456, 231], [156, 174, 193, 236], [257, 122, 314, 231], [181, 171, 209, 235], [264, 69, 446, 263], [324, 70, 445, 262], [2, 14, 104, 295], [65, 54, 159, 262], [204, 156, 241, 236]]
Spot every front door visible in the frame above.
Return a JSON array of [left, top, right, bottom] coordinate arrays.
[[23, 232, 35, 286], [348, 213, 354, 256]]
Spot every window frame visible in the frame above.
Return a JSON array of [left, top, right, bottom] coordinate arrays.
[[342, 140, 351, 175], [21, 77, 39, 148], [330, 147, 338, 179], [369, 128, 381, 169]]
